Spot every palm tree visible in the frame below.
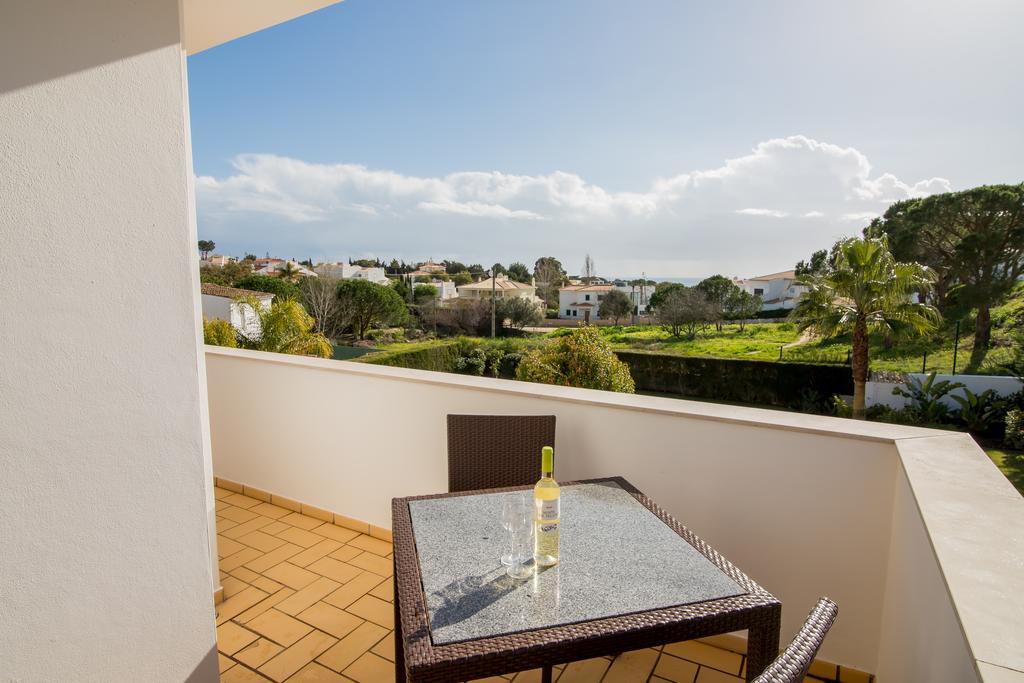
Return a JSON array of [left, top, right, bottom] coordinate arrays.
[[236, 296, 332, 358], [278, 261, 302, 283], [792, 236, 940, 419]]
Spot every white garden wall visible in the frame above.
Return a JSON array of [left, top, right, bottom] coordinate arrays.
[[867, 373, 1023, 410]]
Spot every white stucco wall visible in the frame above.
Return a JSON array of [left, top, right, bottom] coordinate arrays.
[[0, 2, 217, 680]]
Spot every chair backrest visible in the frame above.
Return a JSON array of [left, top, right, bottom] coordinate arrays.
[[446, 415, 556, 492], [753, 598, 838, 683]]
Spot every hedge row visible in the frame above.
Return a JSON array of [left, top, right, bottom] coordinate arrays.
[[614, 350, 852, 407], [355, 341, 461, 372]]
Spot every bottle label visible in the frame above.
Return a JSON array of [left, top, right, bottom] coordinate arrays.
[[539, 499, 559, 522]]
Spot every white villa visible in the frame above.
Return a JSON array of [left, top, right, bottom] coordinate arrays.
[[456, 275, 541, 303], [200, 283, 272, 338], [559, 284, 614, 321], [314, 262, 389, 284], [736, 270, 806, 311], [559, 283, 654, 321], [428, 279, 458, 300]]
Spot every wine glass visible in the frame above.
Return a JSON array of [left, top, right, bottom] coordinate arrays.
[[501, 494, 529, 566], [506, 505, 535, 580]]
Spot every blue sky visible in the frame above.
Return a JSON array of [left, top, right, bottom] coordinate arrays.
[[188, 0, 1023, 278]]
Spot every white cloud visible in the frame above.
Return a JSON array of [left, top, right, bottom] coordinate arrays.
[[736, 208, 789, 218], [196, 135, 952, 277]]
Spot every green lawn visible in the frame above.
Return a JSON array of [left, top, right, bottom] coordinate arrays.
[[986, 448, 1024, 495], [576, 318, 1015, 375]]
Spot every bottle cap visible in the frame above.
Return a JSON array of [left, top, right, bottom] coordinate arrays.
[[542, 446, 553, 471]]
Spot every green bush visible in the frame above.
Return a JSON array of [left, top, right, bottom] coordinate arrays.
[[1005, 408, 1024, 449], [517, 326, 635, 393], [234, 274, 301, 301], [615, 351, 851, 407], [203, 317, 237, 348], [357, 341, 461, 372]]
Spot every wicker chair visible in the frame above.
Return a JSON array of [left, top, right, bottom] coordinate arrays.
[[752, 598, 838, 683], [446, 415, 556, 492]]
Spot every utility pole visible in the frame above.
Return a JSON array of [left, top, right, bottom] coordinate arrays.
[[491, 267, 497, 338], [952, 320, 961, 375]]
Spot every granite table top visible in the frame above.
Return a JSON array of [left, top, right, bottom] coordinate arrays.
[[407, 480, 745, 645]]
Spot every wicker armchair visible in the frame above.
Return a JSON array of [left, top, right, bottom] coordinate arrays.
[[446, 415, 556, 492], [752, 598, 838, 683]]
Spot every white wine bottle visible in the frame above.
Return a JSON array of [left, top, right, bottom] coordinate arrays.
[[534, 446, 560, 567]]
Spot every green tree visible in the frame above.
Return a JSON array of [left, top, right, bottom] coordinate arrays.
[[413, 284, 438, 305], [202, 317, 236, 347], [516, 326, 635, 393], [657, 287, 715, 339], [444, 260, 467, 274], [414, 274, 433, 283], [723, 288, 762, 330], [337, 279, 408, 339], [235, 297, 332, 358], [234, 274, 301, 301], [533, 256, 567, 306], [598, 289, 632, 324], [867, 184, 1024, 350], [496, 297, 543, 330], [198, 240, 215, 259], [648, 282, 686, 311], [795, 249, 829, 277], [506, 262, 532, 283], [452, 271, 473, 286], [792, 235, 940, 419], [695, 275, 734, 331]]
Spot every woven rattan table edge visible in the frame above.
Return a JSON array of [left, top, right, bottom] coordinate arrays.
[[392, 476, 781, 682]]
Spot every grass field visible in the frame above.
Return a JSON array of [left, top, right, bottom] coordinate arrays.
[[986, 448, 1024, 495], [579, 302, 1018, 375]]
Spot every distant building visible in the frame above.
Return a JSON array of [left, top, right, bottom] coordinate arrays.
[[417, 261, 447, 274], [314, 262, 389, 284], [736, 270, 806, 310], [202, 254, 231, 267], [427, 280, 458, 300], [254, 260, 317, 278], [559, 284, 615, 322], [200, 283, 273, 338], [457, 275, 540, 303]]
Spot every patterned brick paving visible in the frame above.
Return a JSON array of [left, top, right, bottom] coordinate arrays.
[[213, 485, 871, 683]]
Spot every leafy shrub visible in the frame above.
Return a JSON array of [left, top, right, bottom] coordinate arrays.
[[892, 372, 964, 424], [203, 317, 237, 348], [831, 395, 852, 418], [455, 348, 487, 375], [234, 274, 301, 301], [517, 326, 635, 393], [950, 388, 1007, 434], [1005, 408, 1024, 449]]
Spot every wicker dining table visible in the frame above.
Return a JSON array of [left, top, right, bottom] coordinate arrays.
[[391, 476, 781, 683]]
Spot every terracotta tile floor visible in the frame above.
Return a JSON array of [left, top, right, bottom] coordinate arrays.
[[213, 485, 869, 683]]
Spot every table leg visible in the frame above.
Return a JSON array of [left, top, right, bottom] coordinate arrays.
[[394, 554, 407, 683], [541, 665, 552, 683], [745, 605, 782, 682]]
